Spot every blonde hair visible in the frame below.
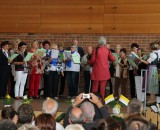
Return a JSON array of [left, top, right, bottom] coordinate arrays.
[[50, 43, 58, 49], [12, 39, 21, 47]]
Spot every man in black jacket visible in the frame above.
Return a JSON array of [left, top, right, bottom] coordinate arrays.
[[0, 41, 12, 99]]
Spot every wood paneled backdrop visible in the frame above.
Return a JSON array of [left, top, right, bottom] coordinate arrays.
[[1, 0, 160, 33]]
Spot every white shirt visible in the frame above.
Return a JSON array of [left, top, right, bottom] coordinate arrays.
[[156, 50, 160, 60], [147, 51, 158, 64], [56, 122, 64, 130], [65, 51, 80, 72]]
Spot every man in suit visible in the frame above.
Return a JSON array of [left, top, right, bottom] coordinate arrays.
[[72, 39, 84, 58], [0, 41, 12, 99]]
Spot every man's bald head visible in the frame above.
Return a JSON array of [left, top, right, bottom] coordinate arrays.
[[42, 99, 58, 116], [69, 107, 85, 124]]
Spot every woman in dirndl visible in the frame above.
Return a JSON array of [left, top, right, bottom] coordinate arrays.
[[140, 42, 159, 106]]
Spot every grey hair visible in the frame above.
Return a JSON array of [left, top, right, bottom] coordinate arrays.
[[98, 36, 106, 45], [18, 124, 40, 130], [65, 124, 84, 130], [42, 99, 58, 116], [80, 101, 95, 121], [127, 98, 142, 114]]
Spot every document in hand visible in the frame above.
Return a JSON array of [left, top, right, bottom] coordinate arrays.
[[127, 58, 137, 67], [64, 50, 71, 59], [36, 48, 46, 57], [24, 53, 34, 61], [51, 49, 59, 59], [72, 53, 80, 64], [131, 52, 139, 59], [59, 53, 64, 61], [8, 54, 19, 60], [112, 53, 119, 63]]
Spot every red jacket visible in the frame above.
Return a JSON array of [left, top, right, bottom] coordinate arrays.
[[89, 46, 116, 81]]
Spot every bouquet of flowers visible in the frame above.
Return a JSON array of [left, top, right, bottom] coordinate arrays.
[[105, 94, 130, 114], [22, 95, 32, 104], [4, 95, 13, 107]]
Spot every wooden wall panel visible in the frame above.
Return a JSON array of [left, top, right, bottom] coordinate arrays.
[[0, 0, 40, 5], [104, 14, 160, 24], [104, 24, 160, 33], [41, 0, 104, 5], [0, 0, 160, 33], [105, 4, 160, 14], [41, 14, 103, 24], [69, 24, 103, 33], [41, 5, 104, 14], [40, 24, 69, 33], [41, 24, 103, 33], [0, 5, 40, 14], [0, 14, 40, 23], [105, 0, 160, 4], [0, 23, 40, 32]]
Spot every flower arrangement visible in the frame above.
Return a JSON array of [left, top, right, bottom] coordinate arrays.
[[22, 95, 32, 104], [105, 94, 130, 114], [4, 95, 13, 107]]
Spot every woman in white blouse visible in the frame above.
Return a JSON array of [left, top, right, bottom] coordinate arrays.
[[140, 42, 159, 106]]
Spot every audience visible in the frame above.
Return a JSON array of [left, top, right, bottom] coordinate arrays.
[[95, 117, 121, 130], [65, 124, 85, 130], [0, 119, 17, 130], [126, 98, 156, 130], [35, 113, 56, 130], [80, 101, 95, 123], [17, 104, 35, 127], [1, 106, 18, 124], [69, 107, 85, 125], [18, 124, 40, 130], [64, 93, 110, 130], [42, 98, 64, 130], [126, 117, 151, 130]]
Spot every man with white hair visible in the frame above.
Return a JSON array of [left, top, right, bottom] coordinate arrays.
[[42, 98, 64, 130], [80, 101, 95, 123], [89, 36, 116, 99], [65, 124, 84, 130]]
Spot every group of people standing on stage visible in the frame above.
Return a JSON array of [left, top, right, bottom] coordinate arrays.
[[108, 41, 160, 106], [0, 36, 160, 103], [0, 38, 85, 100]]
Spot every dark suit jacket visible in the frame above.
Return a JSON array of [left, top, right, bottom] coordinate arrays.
[[0, 49, 10, 70]]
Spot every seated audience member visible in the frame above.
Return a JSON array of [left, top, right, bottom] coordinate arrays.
[[127, 98, 142, 116], [126, 98, 156, 130], [63, 93, 110, 129], [42, 98, 64, 130], [1, 106, 18, 124], [18, 124, 40, 130], [35, 113, 56, 130], [0, 119, 17, 130], [94, 117, 121, 130], [65, 124, 84, 130], [126, 117, 150, 130], [69, 107, 85, 125], [17, 104, 35, 127], [80, 101, 95, 123]]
